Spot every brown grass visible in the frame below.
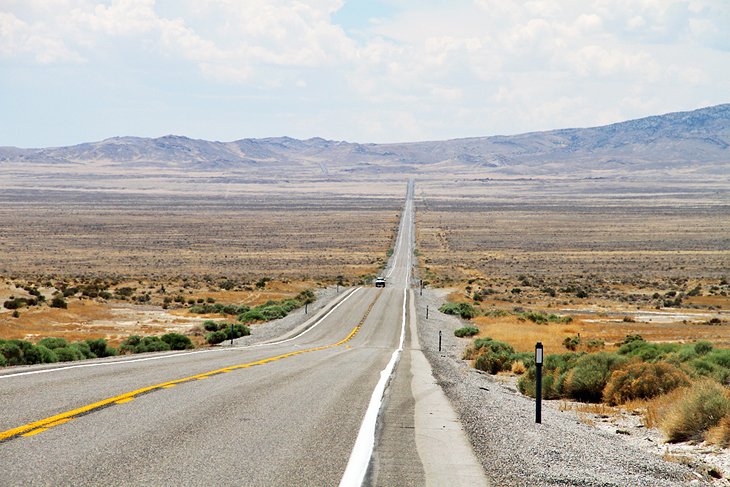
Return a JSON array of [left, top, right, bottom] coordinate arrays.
[[706, 415, 730, 448], [0, 190, 400, 280], [658, 381, 730, 443], [468, 313, 730, 353]]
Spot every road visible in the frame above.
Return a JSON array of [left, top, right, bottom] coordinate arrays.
[[0, 180, 486, 486]]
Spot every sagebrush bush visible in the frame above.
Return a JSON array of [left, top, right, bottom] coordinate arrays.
[[54, 346, 83, 362], [439, 302, 477, 319], [603, 362, 690, 405], [118, 335, 142, 354], [206, 330, 228, 345], [0, 353, 6, 367], [160, 333, 193, 350], [470, 338, 516, 374], [70, 341, 96, 359], [137, 336, 171, 353], [661, 380, 730, 443], [38, 337, 69, 350], [563, 353, 627, 403], [35, 345, 58, 364], [518, 352, 583, 399], [454, 326, 479, 338], [86, 338, 116, 358]]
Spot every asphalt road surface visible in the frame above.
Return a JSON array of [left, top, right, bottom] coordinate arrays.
[[0, 180, 487, 486]]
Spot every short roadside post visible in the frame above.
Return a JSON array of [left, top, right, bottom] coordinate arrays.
[[420, 279, 423, 296], [439, 330, 442, 352], [230, 323, 234, 347], [535, 342, 543, 424], [305, 302, 308, 314], [426, 305, 429, 319]]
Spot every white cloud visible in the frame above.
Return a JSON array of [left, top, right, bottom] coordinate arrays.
[[0, 0, 728, 143]]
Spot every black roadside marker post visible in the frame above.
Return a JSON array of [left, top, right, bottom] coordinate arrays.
[[230, 323, 234, 347], [535, 342, 543, 424], [305, 302, 308, 315], [439, 330, 442, 352], [420, 279, 423, 296], [426, 305, 429, 319]]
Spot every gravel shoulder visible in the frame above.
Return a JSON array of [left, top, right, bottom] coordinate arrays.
[[416, 288, 717, 487]]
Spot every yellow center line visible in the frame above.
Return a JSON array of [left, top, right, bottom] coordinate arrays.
[[0, 291, 382, 443]]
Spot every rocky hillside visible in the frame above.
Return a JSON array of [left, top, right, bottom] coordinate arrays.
[[1, 104, 728, 180]]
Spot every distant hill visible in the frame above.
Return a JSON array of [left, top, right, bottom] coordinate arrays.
[[1, 104, 729, 183]]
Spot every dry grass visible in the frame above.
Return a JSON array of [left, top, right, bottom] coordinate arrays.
[[0, 279, 319, 345], [706, 415, 730, 448], [0, 190, 400, 280], [657, 381, 730, 443], [471, 313, 730, 353]]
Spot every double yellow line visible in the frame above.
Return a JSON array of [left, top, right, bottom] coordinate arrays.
[[0, 292, 382, 443]]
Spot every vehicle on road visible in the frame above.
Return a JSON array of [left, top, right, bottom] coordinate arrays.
[[374, 277, 386, 288]]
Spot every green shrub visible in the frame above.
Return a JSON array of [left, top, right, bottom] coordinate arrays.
[[520, 312, 573, 324], [454, 326, 479, 338], [206, 330, 228, 345], [603, 362, 690, 405], [50, 296, 68, 309], [439, 302, 477, 319], [563, 335, 581, 351], [470, 338, 516, 374], [36, 345, 58, 364], [136, 336, 171, 353], [86, 338, 116, 358], [296, 289, 316, 304], [618, 340, 679, 362], [585, 339, 605, 352], [518, 352, 583, 399], [203, 320, 219, 331], [0, 353, 6, 367], [706, 349, 730, 369], [226, 324, 250, 340], [11, 340, 44, 365], [688, 358, 730, 384], [695, 341, 713, 355], [70, 341, 96, 359], [160, 333, 193, 350], [0, 341, 24, 365], [238, 309, 267, 323], [118, 335, 142, 354], [38, 337, 69, 350], [661, 380, 730, 442], [563, 352, 627, 402], [54, 347, 83, 362]]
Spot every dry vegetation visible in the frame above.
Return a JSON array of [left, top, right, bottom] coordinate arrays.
[[0, 187, 402, 345], [0, 189, 400, 280], [418, 178, 730, 453], [417, 178, 730, 351]]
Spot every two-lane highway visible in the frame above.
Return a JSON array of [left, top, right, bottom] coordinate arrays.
[[0, 180, 487, 486]]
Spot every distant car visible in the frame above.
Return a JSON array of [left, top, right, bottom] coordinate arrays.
[[375, 277, 386, 288]]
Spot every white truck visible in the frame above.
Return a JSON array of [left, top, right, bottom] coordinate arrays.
[[374, 277, 386, 288]]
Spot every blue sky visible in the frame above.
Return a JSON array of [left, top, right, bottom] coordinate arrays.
[[1, 0, 729, 148]]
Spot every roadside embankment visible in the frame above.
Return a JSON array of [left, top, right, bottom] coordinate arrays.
[[416, 288, 711, 486]]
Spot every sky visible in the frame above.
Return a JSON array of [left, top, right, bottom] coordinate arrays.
[[1, 0, 729, 148]]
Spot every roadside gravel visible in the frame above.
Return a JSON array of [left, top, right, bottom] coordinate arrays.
[[415, 288, 711, 487]]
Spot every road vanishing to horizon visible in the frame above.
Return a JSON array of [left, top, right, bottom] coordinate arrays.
[[0, 180, 488, 486]]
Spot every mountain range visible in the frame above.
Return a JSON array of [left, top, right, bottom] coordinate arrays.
[[1, 104, 729, 182]]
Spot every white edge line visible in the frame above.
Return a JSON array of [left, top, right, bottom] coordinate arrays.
[[0, 287, 362, 380], [338, 288, 408, 487]]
